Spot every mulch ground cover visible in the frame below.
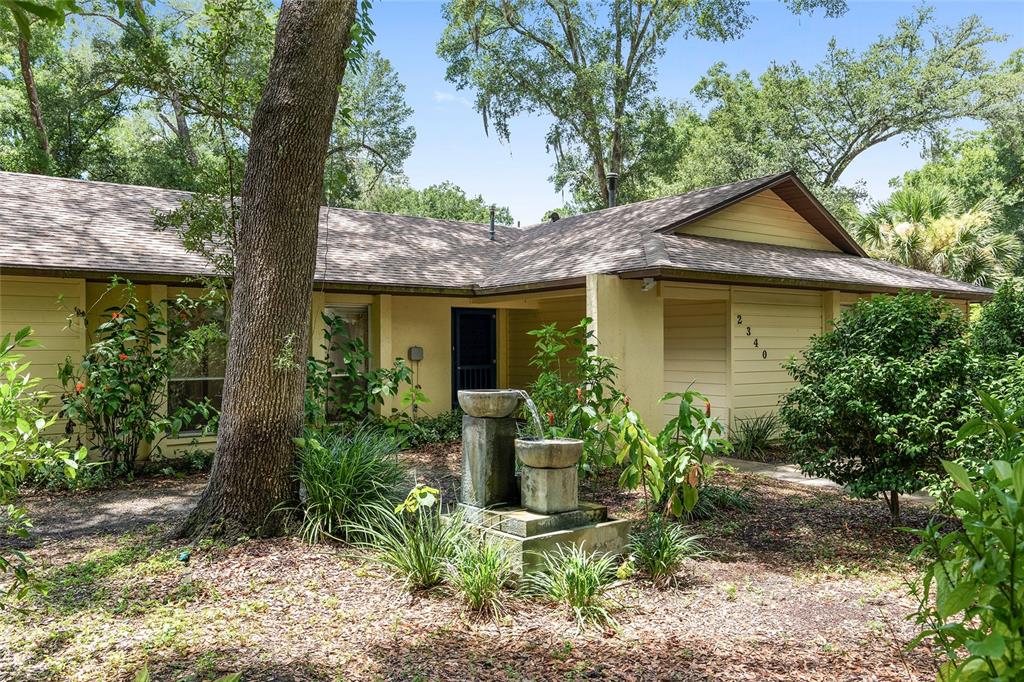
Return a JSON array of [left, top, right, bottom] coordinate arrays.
[[1, 443, 946, 681]]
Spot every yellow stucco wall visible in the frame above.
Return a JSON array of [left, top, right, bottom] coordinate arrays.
[[506, 294, 587, 390], [676, 189, 840, 252]]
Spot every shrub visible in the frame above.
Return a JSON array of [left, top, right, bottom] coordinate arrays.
[[972, 278, 1024, 359], [908, 393, 1024, 681], [780, 292, 980, 524], [396, 409, 464, 448], [685, 483, 753, 521], [58, 280, 220, 472], [352, 485, 464, 591], [730, 413, 782, 462], [527, 318, 621, 473], [655, 390, 730, 518], [521, 545, 619, 631], [1, 327, 86, 601], [628, 518, 706, 587], [294, 426, 406, 543], [448, 538, 513, 615]]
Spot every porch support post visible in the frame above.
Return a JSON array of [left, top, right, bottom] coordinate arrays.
[[585, 274, 665, 429]]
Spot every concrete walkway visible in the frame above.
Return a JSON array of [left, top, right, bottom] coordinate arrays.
[[716, 456, 935, 505]]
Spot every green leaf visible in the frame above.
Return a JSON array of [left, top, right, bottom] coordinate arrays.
[[942, 460, 974, 492], [966, 633, 1006, 659], [937, 580, 976, 619]]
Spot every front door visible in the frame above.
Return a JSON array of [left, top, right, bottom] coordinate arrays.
[[451, 308, 497, 407]]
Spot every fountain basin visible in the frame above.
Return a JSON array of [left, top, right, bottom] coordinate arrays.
[[457, 389, 521, 418], [515, 438, 583, 469]]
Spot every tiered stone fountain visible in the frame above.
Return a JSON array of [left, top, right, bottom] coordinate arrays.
[[457, 389, 631, 574]]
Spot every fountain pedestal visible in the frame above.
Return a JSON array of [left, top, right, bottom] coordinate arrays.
[[456, 389, 630, 575]]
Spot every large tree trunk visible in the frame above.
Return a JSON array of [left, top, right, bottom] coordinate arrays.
[[177, 0, 358, 539], [17, 36, 50, 171]]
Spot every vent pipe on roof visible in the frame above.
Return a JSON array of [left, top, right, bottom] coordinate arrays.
[[489, 205, 496, 241], [606, 172, 619, 208], [549, 211, 560, 222]]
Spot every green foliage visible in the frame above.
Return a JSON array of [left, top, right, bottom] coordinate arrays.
[[447, 538, 513, 616], [134, 665, 240, 682], [973, 279, 1024, 358], [57, 280, 220, 472], [526, 317, 620, 473], [855, 184, 1021, 287], [352, 490, 464, 591], [520, 545, 619, 631], [293, 426, 406, 543], [356, 179, 513, 224], [628, 517, 706, 587], [908, 394, 1024, 681], [656, 390, 730, 518], [438, 0, 846, 211], [685, 483, 753, 521], [665, 7, 1015, 221], [780, 292, 979, 523], [0, 325, 86, 604], [399, 410, 463, 449], [305, 311, 414, 429], [730, 412, 781, 462]]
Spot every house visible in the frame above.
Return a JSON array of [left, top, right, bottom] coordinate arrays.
[[0, 170, 991, 460]]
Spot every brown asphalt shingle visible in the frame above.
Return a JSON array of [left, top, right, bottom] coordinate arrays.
[[0, 171, 990, 298]]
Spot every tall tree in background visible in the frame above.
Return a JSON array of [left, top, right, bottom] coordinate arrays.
[[357, 179, 514, 223], [437, 0, 848, 211], [855, 185, 1022, 286], [178, 0, 362, 539], [666, 7, 1019, 221]]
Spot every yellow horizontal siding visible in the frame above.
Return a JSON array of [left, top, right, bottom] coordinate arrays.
[[676, 189, 840, 252], [730, 287, 821, 422], [506, 295, 586, 390], [663, 299, 729, 423]]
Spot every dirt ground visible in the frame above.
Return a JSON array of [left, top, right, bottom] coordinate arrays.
[[1, 444, 944, 681]]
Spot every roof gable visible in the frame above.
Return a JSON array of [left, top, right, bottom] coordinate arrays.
[[657, 173, 866, 256], [673, 189, 840, 252]]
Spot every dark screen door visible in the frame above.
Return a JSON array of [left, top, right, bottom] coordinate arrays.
[[451, 308, 497, 407]]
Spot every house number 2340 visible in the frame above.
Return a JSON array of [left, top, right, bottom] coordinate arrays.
[[736, 315, 768, 359]]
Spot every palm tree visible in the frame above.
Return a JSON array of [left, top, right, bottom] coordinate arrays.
[[856, 186, 1022, 287]]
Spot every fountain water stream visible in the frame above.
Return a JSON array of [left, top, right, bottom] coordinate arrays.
[[514, 389, 545, 439]]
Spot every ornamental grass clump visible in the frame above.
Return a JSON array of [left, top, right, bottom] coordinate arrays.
[[448, 538, 513, 616], [730, 412, 781, 462], [352, 485, 465, 591], [294, 425, 406, 543], [521, 545, 619, 631], [628, 518, 706, 587]]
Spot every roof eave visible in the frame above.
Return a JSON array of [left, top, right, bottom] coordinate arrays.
[[618, 267, 992, 302]]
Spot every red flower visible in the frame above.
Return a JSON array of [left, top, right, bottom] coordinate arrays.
[[547, 411, 555, 426], [705, 400, 712, 418], [576, 387, 583, 402], [75, 382, 85, 393], [111, 312, 121, 319], [624, 396, 630, 408], [118, 353, 129, 361]]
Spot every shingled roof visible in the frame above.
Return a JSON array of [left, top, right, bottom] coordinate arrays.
[[0, 170, 991, 299]]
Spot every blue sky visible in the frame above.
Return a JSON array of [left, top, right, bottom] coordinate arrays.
[[370, 0, 1023, 225]]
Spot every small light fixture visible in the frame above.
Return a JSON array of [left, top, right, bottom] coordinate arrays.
[[641, 277, 656, 292]]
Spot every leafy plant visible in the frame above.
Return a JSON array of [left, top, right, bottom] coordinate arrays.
[[520, 545, 619, 631], [352, 487, 464, 591], [305, 311, 415, 429], [1, 326, 86, 603], [628, 517, 706, 587], [656, 390, 730, 518], [908, 392, 1024, 681], [685, 483, 753, 521], [57, 279, 220, 472], [730, 412, 782, 462], [293, 426, 406, 543], [780, 292, 980, 524], [612, 406, 664, 517], [973, 278, 1024, 359], [527, 317, 621, 473], [447, 538, 513, 616]]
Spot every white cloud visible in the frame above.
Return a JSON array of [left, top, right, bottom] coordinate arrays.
[[432, 90, 472, 107]]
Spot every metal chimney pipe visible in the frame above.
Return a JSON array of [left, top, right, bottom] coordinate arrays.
[[606, 172, 619, 208], [489, 205, 496, 241]]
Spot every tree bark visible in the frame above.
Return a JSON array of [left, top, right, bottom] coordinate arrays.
[[177, 0, 358, 539], [886, 490, 900, 526], [17, 36, 50, 171]]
